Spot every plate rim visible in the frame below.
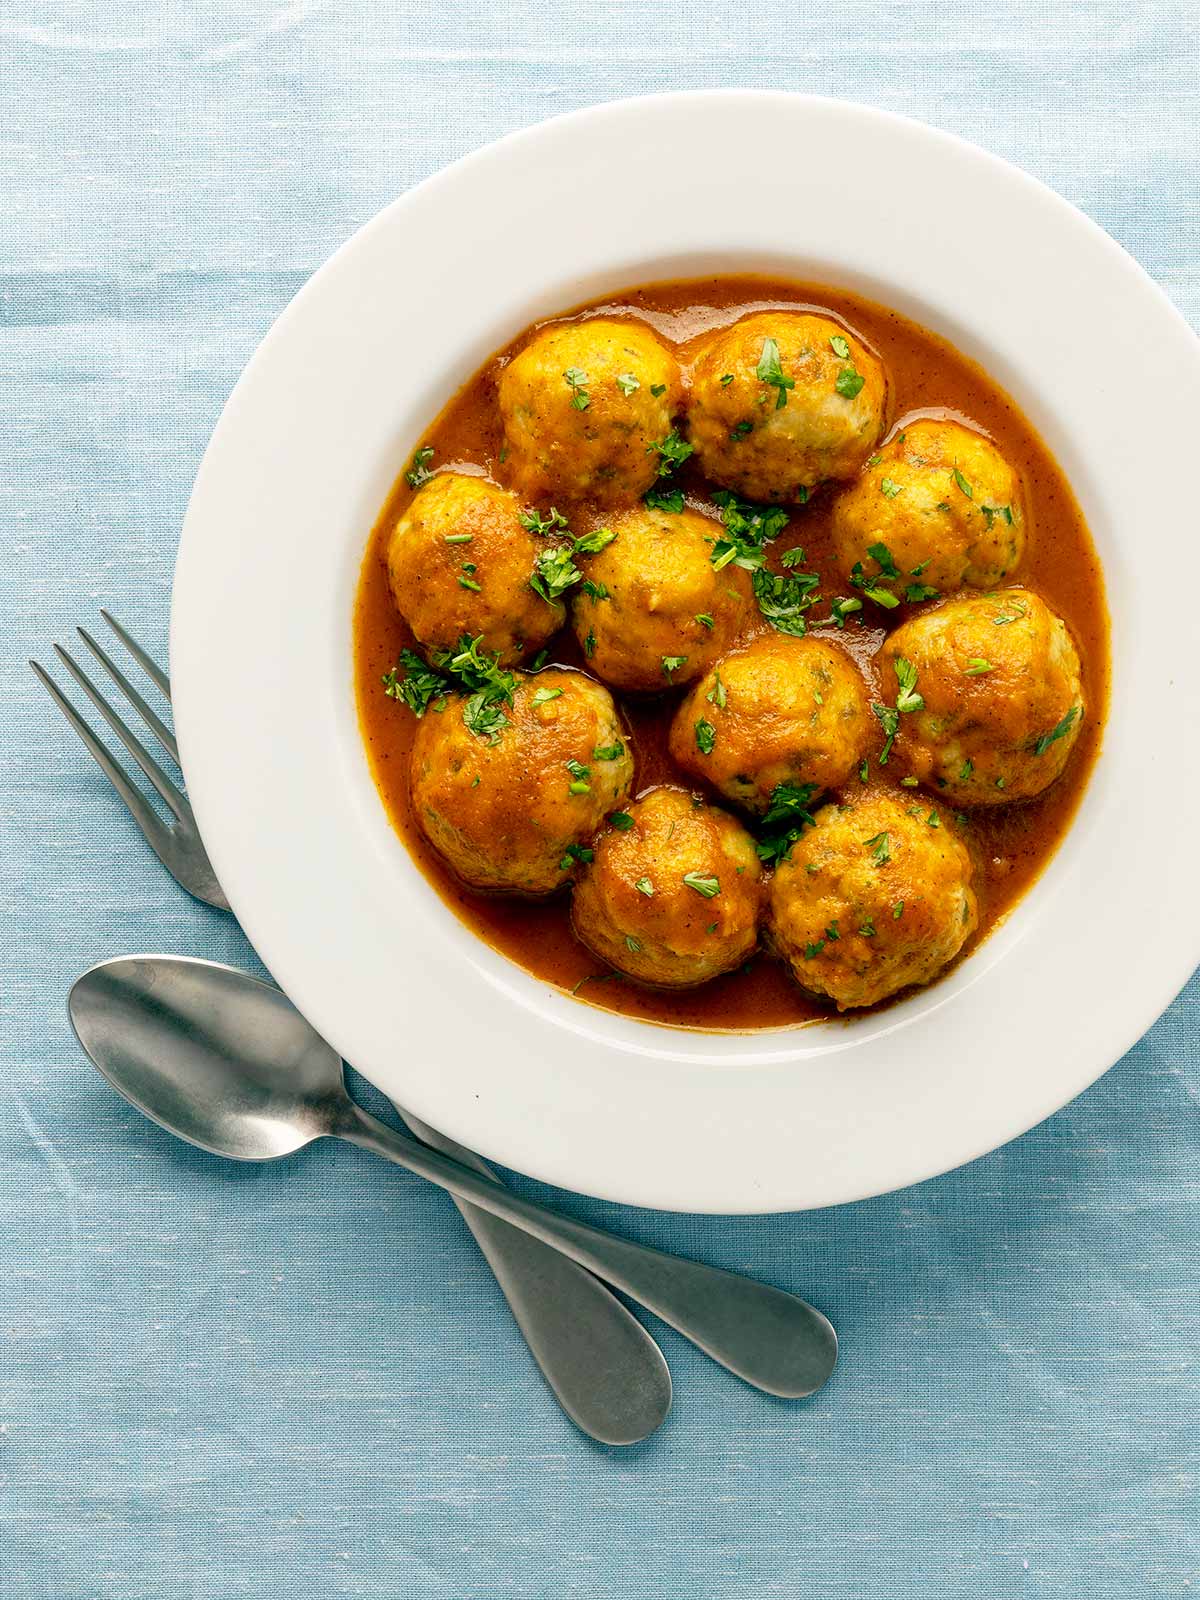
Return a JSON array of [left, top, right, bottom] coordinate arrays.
[[171, 90, 1200, 1212]]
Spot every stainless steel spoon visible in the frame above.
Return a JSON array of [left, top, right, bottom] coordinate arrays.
[[70, 955, 838, 1400]]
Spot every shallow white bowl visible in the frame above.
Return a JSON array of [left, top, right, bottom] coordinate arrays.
[[172, 92, 1200, 1213]]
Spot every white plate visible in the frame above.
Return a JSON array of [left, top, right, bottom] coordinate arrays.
[[172, 92, 1200, 1213]]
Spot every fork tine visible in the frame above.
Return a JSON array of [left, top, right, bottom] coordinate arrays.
[[52, 644, 188, 821], [100, 609, 171, 698], [76, 625, 180, 765], [30, 661, 171, 849]]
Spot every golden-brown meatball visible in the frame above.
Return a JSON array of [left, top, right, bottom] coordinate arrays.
[[668, 634, 871, 811], [410, 668, 633, 894], [497, 318, 682, 506], [877, 589, 1084, 806], [570, 505, 753, 691], [386, 473, 562, 665], [685, 311, 888, 502], [571, 787, 763, 987], [829, 418, 1026, 605], [768, 791, 979, 1010]]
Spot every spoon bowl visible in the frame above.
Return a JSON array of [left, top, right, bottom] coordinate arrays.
[[70, 955, 340, 1160]]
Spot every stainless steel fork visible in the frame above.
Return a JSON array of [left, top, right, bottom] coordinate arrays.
[[32, 615, 672, 1445]]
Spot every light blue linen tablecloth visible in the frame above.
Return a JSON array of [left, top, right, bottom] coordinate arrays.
[[3, 5, 1198, 1595]]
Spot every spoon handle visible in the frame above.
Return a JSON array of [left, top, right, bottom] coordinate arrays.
[[396, 1106, 672, 1445], [339, 1105, 836, 1399]]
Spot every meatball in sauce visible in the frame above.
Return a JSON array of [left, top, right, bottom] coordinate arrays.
[[354, 275, 1108, 1031]]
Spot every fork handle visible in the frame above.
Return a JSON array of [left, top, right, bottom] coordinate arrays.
[[338, 1104, 837, 1399], [397, 1106, 671, 1445]]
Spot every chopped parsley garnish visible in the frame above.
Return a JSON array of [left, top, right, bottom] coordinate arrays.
[[849, 541, 901, 606], [532, 686, 563, 707], [755, 336, 795, 409], [963, 658, 994, 675], [463, 693, 507, 743], [894, 657, 924, 714], [616, 372, 640, 396], [859, 758, 869, 783], [1032, 705, 1080, 756], [565, 758, 591, 794], [581, 579, 609, 602], [959, 758, 974, 780], [927, 810, 940, 828], [952, 466, 974, 500], [779, 546, 807, 568], [594, 742, 624, 761], [635, 876, 654, 896], [753, 566, 820, 636], [719, 373, 734, 386], [444, 532, 473, 545], [404, 445, 434, 488], [382, 648, 449, 716], [992, 599, 1029, 625], [900, 775, 918, 788], [709, 489, 789, 571], [893, 900, 905, 919], [430, 633, 517, 744], [859, 918, 877, 937], [755, 781, 818, 864], [563, 366, 590, 410], [981, 503, 1015, 529], [905, 583, 940, 602], [519, 505, 570, 538], [530, 544, 582, 603], [694, 718, 716, 755], [825, 921, 841, 941], [646, 428, 694, 478], [872, 702, 900, 763], [864, 830, 891, 866], [803, 940, 826, 960], [828, 596, 863, 627], [573, 526, 617, 555], [610, 810, 635, 830], [829, 334, 851, 360], [682, 871, 720, 898], [650, 382, 667, 396], [559, 842, 594, 871], [880, 477, 903, 499], [835, 364, 865, 399], [644, 485, 684, 513], [695, 612, 715, 630], [529, 648, 550, 671], [625, 935, 643, 954], [707, 668, 727, 709], [584, 627, 596, 657], [661, 655, 687, 681], [729, 420, 754, 439]]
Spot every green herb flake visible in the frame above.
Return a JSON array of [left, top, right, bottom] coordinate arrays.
[[661, 654, 687, 682], [756, 336, 795, 409], [559, 842, 594, 871], [963, 658, 994, 676], [1032, 705, 1080, 756], [530, 544, 582, 603], [753, 566, 820, 637], [625, 935, 643, 954], [873, 702, 900, 763], [563, 366, 590, 410], [646, 428, 694, 478], [880, 477, 903, 499], [635, 876, 654, 897], [755, 781, 818, 865], [695, 612, 715, 630], [829, 334, 851, 359], [573, 526, 617, 556], [382, 647, 451, 717], [729, 419, 754, 440], [900, 775, 918, 788], [952, 466, 974, 500], [864, 830, 891, 867], [532, 686, 563, 707], [803, 940, 826, 960], [615, 372, 640, 396], [682, 871, 720, 899], [825, 921, 841, 942], [859, 918, 877, 937], [519, 505, 570, 538], [593, 741, 624, 762], [644, 485, 684, 513], [859, 758, 869, 783], [694, 718, 716, 756], [905, 584, 940, 602], [835, 365, 865, 399], [650, 382, 667, 397], [893, 900, 905, 919], [894, 656, 925, 714], [404, 445, 435, 489], [610, 810, 635, 831], [443, 532, 473, 545], [707, 668, 727, 710]]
